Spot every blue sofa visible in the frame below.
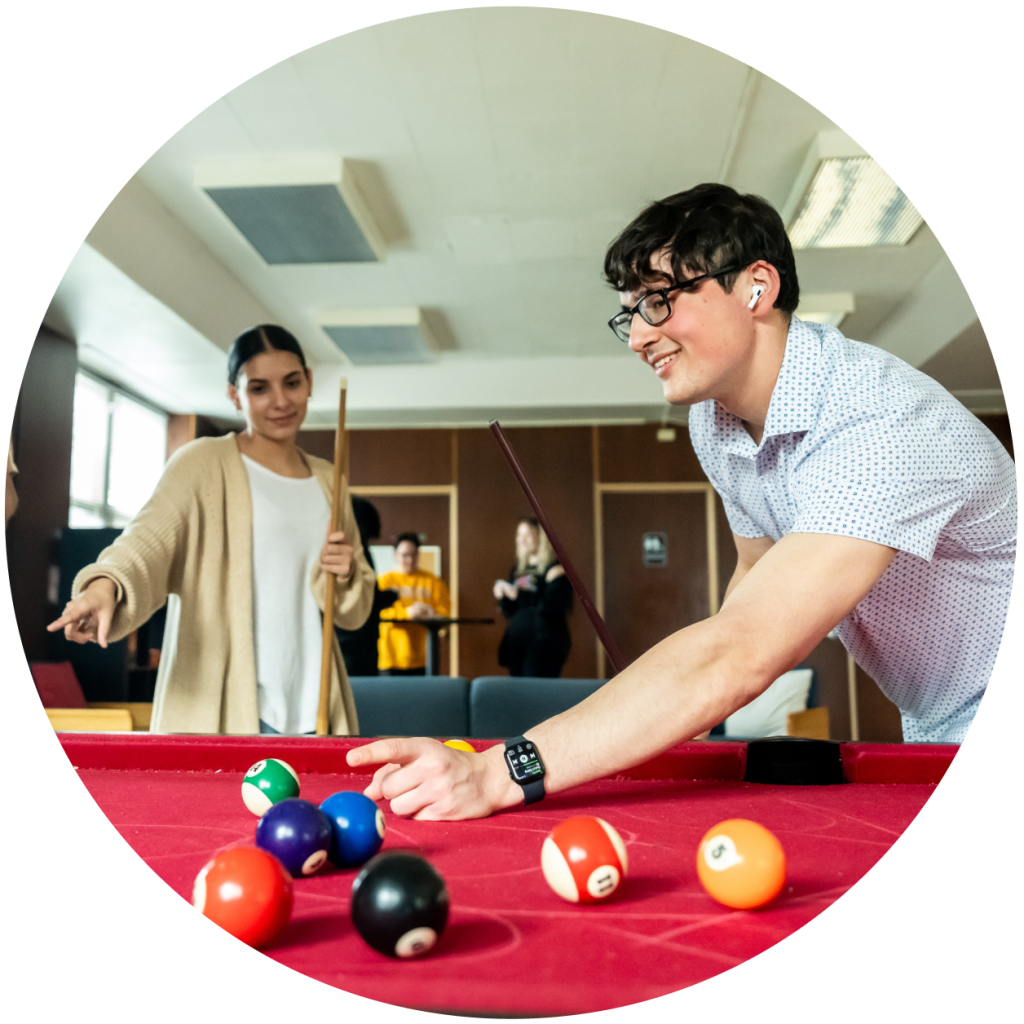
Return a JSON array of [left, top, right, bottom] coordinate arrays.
[[347, 675, 607, 739]]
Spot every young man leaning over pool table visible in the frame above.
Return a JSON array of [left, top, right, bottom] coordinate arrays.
[[347, 183, 1016, 820]]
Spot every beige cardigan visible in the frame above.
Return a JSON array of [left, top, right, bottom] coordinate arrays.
[[72, 434, 375, 735]]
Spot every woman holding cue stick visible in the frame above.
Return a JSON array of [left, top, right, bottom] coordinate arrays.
[[48, 325, 375, 736]]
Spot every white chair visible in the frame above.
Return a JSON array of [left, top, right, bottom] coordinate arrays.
[[724, 669, 816, 739]]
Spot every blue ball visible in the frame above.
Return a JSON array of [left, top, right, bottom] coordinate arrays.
[[254, 798, 333, 877], [320, 790, 386, 867]]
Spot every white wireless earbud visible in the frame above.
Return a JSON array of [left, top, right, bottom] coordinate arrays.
[[747, 285, 766, 309]]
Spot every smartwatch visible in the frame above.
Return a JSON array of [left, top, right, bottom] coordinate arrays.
[[504, 736, 546, 805]]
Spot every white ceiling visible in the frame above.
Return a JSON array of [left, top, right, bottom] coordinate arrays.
[[43, 7, 999, 427]]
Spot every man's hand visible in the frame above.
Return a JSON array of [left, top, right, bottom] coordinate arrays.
[[348, 738, 519, 820], [320, 530, 354, 582], [46, 577, 117, 647], [349, 532, 900, 822], [407, 601, 435, 619]]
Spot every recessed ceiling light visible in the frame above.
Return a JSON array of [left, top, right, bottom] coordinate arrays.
[[783, 131, 923, 249], [195, 157, 386, 265], [319, 308, 440, 366]]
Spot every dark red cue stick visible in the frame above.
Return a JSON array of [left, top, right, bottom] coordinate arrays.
[[489, 420, 627, 676]]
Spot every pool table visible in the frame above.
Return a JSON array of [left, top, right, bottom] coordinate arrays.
[[60, 732, 955, 1017]]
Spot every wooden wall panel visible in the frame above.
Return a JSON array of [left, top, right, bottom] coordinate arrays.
[[855, 664, 904, 742], [302, 429, 455, 486], [797, 639, 852, 740], [598, 423, 708, 483], [714, 493, 737, 608], [7, 328, 77, 661], [601, 491, 709, 666], [298, 429, 336, 463], [457, 426, 596, 681], [165, 414, 196, 460], [351, 429, 453, 486]]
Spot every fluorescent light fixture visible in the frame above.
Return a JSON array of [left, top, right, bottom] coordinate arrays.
[[783, 131, 923, 249], [195, 157, 386, 264], [796, 291, 856, 328], [319, 308, 440, 366]]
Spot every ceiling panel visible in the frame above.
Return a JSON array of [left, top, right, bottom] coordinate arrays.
[[53, 6, 989, 425]]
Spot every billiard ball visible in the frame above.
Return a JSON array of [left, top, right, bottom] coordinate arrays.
[[255, 798, 334, 877], [541, 816, 628, 904], [320, 790, 385, 867], [241, 758, 300, 817], [350, 851, 450, 958], [192, 847, 293, 948], [696, 819, 786, 910], [443, 739, 475, 752]]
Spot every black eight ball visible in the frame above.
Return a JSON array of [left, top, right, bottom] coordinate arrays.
[[350, 851, 450, 958]]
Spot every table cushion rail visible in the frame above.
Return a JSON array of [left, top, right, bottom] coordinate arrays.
[[57, 733, 957, 784]]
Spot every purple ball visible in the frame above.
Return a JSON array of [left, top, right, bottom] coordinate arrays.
[[255, 798, 333, 877]]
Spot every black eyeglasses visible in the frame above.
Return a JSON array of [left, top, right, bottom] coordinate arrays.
[[608, 266, 741, 343]]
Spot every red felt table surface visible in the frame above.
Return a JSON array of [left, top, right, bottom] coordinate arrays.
[[64, 735, 953, 1017]]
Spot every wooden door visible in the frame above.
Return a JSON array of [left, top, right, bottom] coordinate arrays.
[[601, 491, 711, 668]]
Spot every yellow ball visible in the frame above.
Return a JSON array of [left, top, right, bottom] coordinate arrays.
[[696, 819, 786, 910], [443, 739, 475, 752]]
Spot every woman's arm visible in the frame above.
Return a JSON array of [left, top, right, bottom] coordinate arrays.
[[47, 444, 201, 644], [495, 566, 522, 617]]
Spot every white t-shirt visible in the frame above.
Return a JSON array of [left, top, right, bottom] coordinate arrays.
[[689, 318, 1016, 744], [242, 455, 330, 734]]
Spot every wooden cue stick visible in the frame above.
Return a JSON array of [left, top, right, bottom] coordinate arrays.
[[488, 420, 628, 676], [316, 378, 348, 736]]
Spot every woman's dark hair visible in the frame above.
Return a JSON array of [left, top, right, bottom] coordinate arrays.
[[604, 183, 800, 313], [227, 324, 308, 386], [351, 497, 382, 544], [395, 532, 420, 549]]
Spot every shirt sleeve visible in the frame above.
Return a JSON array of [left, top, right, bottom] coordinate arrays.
[[70, 440, 201, 640], [790, 402, 972, 561], [378, 573, 405, 621], [717, 490, 770, 540], [432, 576, 451, 617]]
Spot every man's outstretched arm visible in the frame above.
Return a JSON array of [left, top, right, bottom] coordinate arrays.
[[348, 531, 898, 820]]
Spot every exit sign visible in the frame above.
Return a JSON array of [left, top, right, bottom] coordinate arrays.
[[642, 532, 668, 567]]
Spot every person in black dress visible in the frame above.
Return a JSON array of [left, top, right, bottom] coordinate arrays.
[[493, 517, 572, 677], [337, 497, 398, 677]]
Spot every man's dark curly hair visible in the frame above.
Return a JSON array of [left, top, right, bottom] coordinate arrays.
[[604, 183, 800, 314]]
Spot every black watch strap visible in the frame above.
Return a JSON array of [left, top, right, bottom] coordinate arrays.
[[505, 735, 546, 805]]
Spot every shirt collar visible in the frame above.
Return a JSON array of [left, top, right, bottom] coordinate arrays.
[[711, 317, 826, 456]]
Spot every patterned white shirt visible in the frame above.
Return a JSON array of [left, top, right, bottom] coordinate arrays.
[[689, 318, 1016, 743]]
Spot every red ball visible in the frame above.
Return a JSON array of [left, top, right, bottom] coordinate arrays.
[[193, 847, 293, 948], [541, 816, 628, 904]]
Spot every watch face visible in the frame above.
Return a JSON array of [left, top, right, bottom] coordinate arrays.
[[505, 741, 544, 783]]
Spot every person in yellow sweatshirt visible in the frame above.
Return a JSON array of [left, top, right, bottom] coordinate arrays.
[[378, 533, 451, 675]]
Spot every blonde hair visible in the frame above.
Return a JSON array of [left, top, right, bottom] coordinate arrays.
[[514, 517, 555, 576]]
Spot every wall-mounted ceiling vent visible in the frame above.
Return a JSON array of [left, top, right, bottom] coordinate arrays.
[[782, 131, 923, 249], [195, 158, 385, 264], [320, 308, 439, 366]]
